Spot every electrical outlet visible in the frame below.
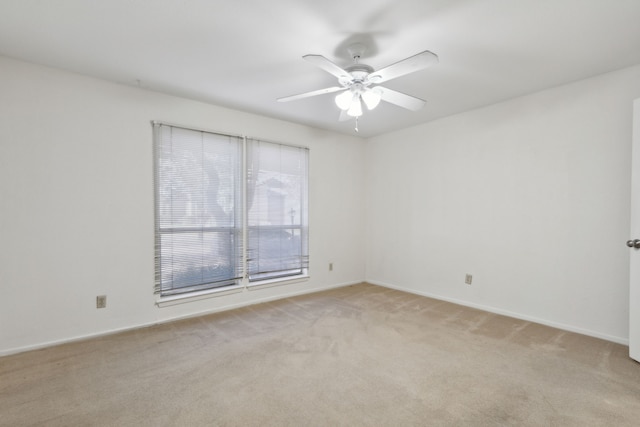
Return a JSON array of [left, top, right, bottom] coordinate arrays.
[[329, 262, 333, 271], [465, 274, 473, 285], [96, 295, 107, 309]]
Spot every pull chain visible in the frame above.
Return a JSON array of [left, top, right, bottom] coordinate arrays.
[[355, 116, 359, 132]]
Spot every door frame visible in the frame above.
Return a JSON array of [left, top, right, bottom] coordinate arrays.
[[630, 98, 640, 362]]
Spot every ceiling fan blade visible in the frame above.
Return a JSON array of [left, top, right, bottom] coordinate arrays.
[[303, 54, 351, 80], [277, 86, 345, 103], [379, 87, 426, 111], [369, 50, 438, 84]]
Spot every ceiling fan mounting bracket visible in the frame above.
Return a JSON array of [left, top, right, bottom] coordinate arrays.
[[347, 43, 367, 62]]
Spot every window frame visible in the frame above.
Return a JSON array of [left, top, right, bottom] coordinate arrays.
[[152, 121, 309, 303]]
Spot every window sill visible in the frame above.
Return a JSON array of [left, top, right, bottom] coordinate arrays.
[[247, 274, 310, 291], [156, 275, 309, 307], [156, 284, 244, 308]]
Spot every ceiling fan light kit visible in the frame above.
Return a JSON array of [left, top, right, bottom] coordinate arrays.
[[278, 43, 439, 131], [347, 96, 363, 117], [335, 89, 354, 110], [361, 87, 382, 110]]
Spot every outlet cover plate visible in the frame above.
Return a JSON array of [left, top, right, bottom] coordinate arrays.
[[96, 295, 107, 308]]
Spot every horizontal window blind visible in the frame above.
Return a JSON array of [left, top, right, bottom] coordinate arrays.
[[246, 138, 309, 282], [153, 123, 243, 296]]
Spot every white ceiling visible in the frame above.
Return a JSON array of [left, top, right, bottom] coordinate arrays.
[[1, 0, 640, 138]]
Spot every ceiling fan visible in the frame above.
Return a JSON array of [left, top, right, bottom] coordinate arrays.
[[277, 43, 438, 128]]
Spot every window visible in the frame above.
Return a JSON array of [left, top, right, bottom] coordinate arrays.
[[247, 139, 309, 282], [153, 123, 308, 297]]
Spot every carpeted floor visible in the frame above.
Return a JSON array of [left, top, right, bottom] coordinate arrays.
[[1, 283, 639, 426]]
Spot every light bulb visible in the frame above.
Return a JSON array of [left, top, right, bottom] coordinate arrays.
[[335, 90, 353, 110], [347, 96, 362, 117], [361, 88, 382, 110]]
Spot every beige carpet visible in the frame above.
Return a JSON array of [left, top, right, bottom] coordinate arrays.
[[1, 283, 639, 426]]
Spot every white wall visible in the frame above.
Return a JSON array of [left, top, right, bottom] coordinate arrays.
[[0, 56, 366, 355], [3, 54, 639, 356], [366, 65, 640, 344]]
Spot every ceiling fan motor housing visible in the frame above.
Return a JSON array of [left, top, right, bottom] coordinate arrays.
[[341, 64, 375, 88]]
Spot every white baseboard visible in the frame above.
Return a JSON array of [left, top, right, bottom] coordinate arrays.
[[5, 279, 625, 357], [366, 279, 629, 346]]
